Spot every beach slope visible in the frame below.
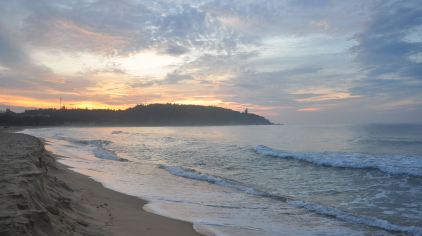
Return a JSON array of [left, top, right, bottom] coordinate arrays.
[[0, 131, 201, 236]]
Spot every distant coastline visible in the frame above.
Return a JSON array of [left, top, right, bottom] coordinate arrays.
[[0, 103, 273, 126]]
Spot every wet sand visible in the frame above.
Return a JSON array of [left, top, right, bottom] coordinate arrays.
[[0, 130, 201, 236]]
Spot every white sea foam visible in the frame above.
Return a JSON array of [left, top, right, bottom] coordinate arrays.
[[77, 139, 112, 146], [160, 163, 422, 235], [255, 145, 422, 176], [62, 137, 125, 161], [92, 146, 119, 161], [55, 135, 112, 147], [288, 200, 422, 235]]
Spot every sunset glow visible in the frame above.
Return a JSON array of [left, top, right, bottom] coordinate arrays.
[[0, 1, 421, 123], [296, 107, 321, 112]]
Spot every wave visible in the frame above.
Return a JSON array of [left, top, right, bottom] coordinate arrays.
[[158, 164, 268, 197], [54, 135, 112, 146], [111, 130, 133, 135], [57, 136, 127, 162], [193, 219, 263, 231], [160, 164, 422, 235], [160, 164, 293, 201], [74, 139, 112, 146], [358, 139, 422, 146], [255, 145, 422, 177], [154, 196, 267, 210], [111, 130, 124, 134], [288, 200, 422, 235], [91, 146, 119, 161]]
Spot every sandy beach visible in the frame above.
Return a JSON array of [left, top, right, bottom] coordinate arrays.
[[0, 129, 201, 236]]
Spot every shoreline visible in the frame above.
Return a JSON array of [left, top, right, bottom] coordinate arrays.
[[0, 129, 202, 236]]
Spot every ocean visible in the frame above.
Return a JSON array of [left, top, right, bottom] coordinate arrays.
[[23, 124, 422, 235]]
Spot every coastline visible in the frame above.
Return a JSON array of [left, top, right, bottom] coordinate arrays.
[[0, 129, 201, 236]]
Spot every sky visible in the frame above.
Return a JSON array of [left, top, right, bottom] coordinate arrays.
[[0, 0, 421, 124]]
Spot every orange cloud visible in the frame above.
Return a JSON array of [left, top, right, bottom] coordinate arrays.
[[296, 107, 320, 112], [1, 82, 273, 117], [0, 94, 132, 110], [55, 20, 129, 53], [1, 93, 249, 113], [0, 95, 57, 108], [56, 20, 125, 42], [296, 92, 358, 102]]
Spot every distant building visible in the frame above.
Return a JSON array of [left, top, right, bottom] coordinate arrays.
[[244, 108, 248, 114]]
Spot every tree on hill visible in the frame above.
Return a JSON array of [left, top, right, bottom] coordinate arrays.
[[0, 104, 273, 126]]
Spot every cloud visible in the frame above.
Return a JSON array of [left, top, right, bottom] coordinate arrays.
[[311, 20, 330, 31], [16, 0, 249, 56], [353, 0, 422, 79], [131, 72, 195, 88], [291, 87, 359, 102], [0, 0, 421, 123], [296, 107, 320, 112], [52, 19, 130, 53], [349, 0, 422, 113], [0, 25, 31, 69], [296, 93, 357, 102], [159, 44, 190, 55]]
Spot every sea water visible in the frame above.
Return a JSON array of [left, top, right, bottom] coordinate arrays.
[[23, 124, 422, 235]]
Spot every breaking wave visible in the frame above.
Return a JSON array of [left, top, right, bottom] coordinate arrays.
[[59, 136, 126, 161], [255, 145, 422, 177]]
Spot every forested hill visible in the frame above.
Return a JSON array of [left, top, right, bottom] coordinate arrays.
[[0, 104, 273, 126]]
